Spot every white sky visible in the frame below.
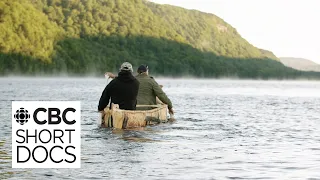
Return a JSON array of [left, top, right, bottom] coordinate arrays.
[[150, 0, 320, 63]]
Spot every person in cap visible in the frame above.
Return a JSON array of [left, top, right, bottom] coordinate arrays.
[[135, 65, 174, 115], [98, 62, 139, 112], [105, 64, 174, 115]]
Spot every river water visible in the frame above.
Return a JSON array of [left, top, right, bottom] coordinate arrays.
[[0, 78, 320, 179]]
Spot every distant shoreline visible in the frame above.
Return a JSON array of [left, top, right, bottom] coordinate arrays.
[[1, 75, 320, 81]]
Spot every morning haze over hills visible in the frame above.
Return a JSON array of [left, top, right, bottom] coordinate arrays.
[[0, 0, 319, 79], [280, 57, 320, 72]]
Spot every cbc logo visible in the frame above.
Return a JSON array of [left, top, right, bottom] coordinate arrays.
[[14, 108, 31, 125]]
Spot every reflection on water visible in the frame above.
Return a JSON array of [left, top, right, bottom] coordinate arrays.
[[0, 140, 26, 179], [112, 128, 163, 142], [0, 78, 320, 179]]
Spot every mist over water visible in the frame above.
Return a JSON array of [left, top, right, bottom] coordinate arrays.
[[1, 78, 320, 179]]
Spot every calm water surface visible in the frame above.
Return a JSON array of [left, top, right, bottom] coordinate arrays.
[[0, 78, 320, 179]]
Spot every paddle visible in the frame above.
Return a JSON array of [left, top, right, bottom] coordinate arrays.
[[104, 73, 111, 84]]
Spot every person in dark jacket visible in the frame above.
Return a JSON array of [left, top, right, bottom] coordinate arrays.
[[98, 62, 139, 112]]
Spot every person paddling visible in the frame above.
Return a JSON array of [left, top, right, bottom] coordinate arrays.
[[98, 62, 139, 112]]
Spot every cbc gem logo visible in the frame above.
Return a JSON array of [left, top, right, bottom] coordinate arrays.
[[12, 101, 81, 168]]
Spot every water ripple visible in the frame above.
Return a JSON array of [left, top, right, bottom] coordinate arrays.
[[1, 78, 320, 179]]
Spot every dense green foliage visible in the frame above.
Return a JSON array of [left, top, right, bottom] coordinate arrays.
[[147, 2, 265, 59], [2, 35, 319, 79], [0, 0, 62, 60], [0, 0, 319, 79]]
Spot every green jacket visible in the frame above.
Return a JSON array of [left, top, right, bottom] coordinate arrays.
[[135, 74, 173, 109]]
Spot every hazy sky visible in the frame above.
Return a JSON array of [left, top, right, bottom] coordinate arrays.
[[150, 0, 320, 63]]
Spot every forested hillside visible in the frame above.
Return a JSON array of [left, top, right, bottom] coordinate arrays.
[[0, 0, 319, 79]]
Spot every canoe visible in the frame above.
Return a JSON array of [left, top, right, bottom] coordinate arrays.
[[101, 104, 169, 129]]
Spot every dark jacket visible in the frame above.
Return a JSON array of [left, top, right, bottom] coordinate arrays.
[[135, 73, 173, 109], [98, 71, 139, 111]]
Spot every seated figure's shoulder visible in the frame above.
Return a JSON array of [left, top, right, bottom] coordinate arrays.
[[106, 79, 116, 88], [134, 78, 140, 84], [149, 76, 157, 81], [149, 77, 160, 86]]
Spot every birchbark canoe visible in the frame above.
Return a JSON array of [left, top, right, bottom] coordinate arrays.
[[101, 104, 169, 129]]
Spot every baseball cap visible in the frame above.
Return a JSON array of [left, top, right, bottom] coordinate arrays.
[[137, 64, 148, 73], [120, 62, 133, 72]]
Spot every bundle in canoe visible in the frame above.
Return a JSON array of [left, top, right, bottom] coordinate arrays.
[[102, 103, 169, 129]]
